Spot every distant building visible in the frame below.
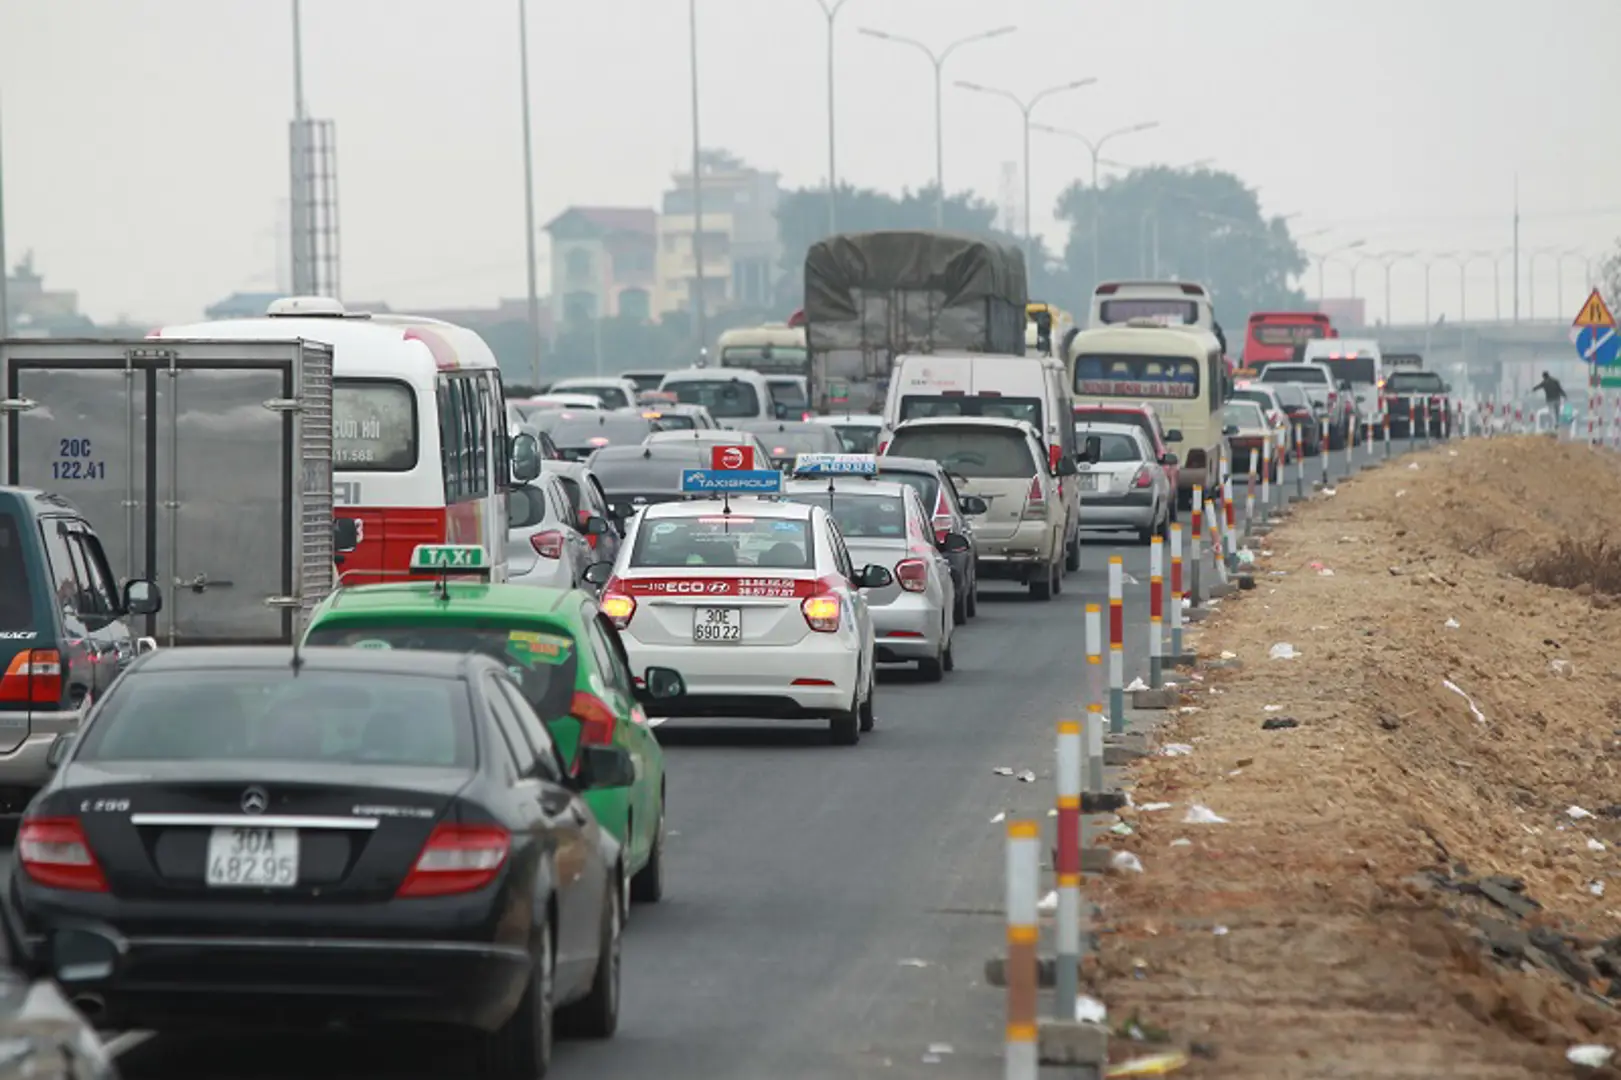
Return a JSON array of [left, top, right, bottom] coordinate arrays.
[[654, 150, 783, 318], [203, 292, 288, 320], [3, 252, 91, 336], [544, 207, 657, 331]]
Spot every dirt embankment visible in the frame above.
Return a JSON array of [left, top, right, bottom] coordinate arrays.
[[1096, 437, 1621, 1078]]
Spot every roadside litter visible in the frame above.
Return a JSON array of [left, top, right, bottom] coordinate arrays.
[[1126, 676, 1149, 692], [1106, 1050, 1190, 1077], [1261, 717, 1299, 731], [1183, 805, 1229, 824], [1268, 642, 1297, 660], [1138, 802, 1173, 812], [1037, 890, 1058, 914], [1075, 995, 1107, 1023], [1568, 805, 1594, 820], [1441, 678, 1486, 724], [1111, 851, 1145, 874], [1444, 617, 1460, 628], [1568, 1045, 1614, 1068], [1158, 743, 1194, 757]]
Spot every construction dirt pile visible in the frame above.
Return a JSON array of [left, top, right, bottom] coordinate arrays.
[[1096, 437, 1621, 1079]]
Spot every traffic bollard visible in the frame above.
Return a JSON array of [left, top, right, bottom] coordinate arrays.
[[1319, 422, 1330, 488], [1222, 484, 1238, 570], [1383, 397, 1391, 457], [1169, 523, 1184, 659], [1293, 424, 1306, 500], [1260, 441, 1272, 516], [1107, 557, 1124, 734], [1085, 702, 1105, 794], [1244, 449, 1257, 532], [1148, 536, 1164, 689], [1208, 497, 1229, 587], [1084, 603, 1102, 702], [1365, 402, 1375, 456], [1005, 819, 1039, 1080], [1422, 396, 1431, 444], [1054, 722, 1081, 1020], [1409, 399, 1417, 452], [1344, 414, 1356, 473], [1188, 485, 1204, 606]]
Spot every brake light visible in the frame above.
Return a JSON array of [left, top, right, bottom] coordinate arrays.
[[802, 593, 842, 633], [570, 690, 618, 746], [895, 558, 929, 593], [1048, 444, 1063, 471], [0, 650, 62, 706], [1022, 475, 1047, 520], [601, 580, 636, 629], [801, 411, 814, 421], [877, 440, 889, 455], [18, 816, 107, 893], [1132, 465, 1153, 489], [530, 530, 565, 559], [397, 824, 511, 898], [932, 490, 952, 544]]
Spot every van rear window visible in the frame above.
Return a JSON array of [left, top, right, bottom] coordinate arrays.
[[0, 514, 34, 633], [886, 427, 1037, 479], [898, 396, 1043, 427]]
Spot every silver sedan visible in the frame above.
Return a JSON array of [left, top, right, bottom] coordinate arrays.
[[1073, 422, 1174, 544], [506, 472, 600, 589]]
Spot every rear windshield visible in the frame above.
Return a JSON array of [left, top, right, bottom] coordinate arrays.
[[1320, 355, 1377, 384], [1098, 299, 1199, 326], [0, 514, 34, 633], [549, 417, 658, 450], [886, 427, 1037, 479], [898, 396, 1043, 427], [624, 373, 666, 394], [666, 379, 761, 419], [588, 449, 695, 495], [1075, 355, 1201, 399], [881, 470, 940, 515], [782, 492, 908, 539], [831, 424, 883, 453], [1385, 372, 1445, 393], [558, 385, 630, 409], [335, 379, 417, 471], [646, 412, 696, 431], [768, 379, 809, 409], [1076, 430, 1145, 463], [631, 515, 814, 569], [1270, 384, 1310, 407], [747, 426, 842, 459], [1229, 390, 1277, 412], [1258, 366, 1328, 385], [78, 670, 475, 768], [1072, 409, 1153, 444], [1251, 322, 1328, 346], [1223, 403, 1268, 429], [303, 624, 581, 720]]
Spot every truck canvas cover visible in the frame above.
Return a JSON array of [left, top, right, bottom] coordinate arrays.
[[804, 231, 1027, 413]]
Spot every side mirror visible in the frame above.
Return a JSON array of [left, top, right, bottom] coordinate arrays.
[[939, 532, 972, 554], [46, 733, 76, 770], [332, 517, 360, 553], [1223, 424, 1240, 436], [135, 636, 158, 655], [575, 745, 636, 790], [1055, 455, 1079, 477], [959, 494, 989, 515], [855, 564, 893, 589], [583, 561, 615, 587], [640, 666, 686, 700], [123, 579, 162, 617], [1160, 452, 1179, 466], [1164, 429, 1184, 443], [584, 515, 610, 537], [510, 432, 542, 482], [1338, 380, 1353, 392], [1082, 435, 1102, 464]]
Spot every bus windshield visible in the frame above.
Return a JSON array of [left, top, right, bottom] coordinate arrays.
[[1074, 355, 1201, 399], [721, 346, 807, 373], [1098, 299, 1199, 326], [1251, 322, 1328, 346]]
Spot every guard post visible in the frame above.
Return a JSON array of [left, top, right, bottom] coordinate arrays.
[[1169, 522, 1185, 659], [1188, 484, 1204, 606], [1053, 722, 1081, 1020], [1148, 535, 1164, 689], [1004, 819, 1038, 1080], [1107, 556, 1125, 733]]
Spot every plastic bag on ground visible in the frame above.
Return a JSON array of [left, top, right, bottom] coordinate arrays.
[[1125, 676, 1149, 692], [1111, 851, 1145, 873], [1183, 804, 1229, 824], [1268, 642, 1297, 660]]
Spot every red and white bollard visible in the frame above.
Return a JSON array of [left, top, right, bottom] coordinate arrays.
[[1004, 820, 1039, 1080], [1053, 721, 1081, 1018]]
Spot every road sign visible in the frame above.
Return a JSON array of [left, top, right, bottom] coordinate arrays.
[[1574, 288, 1617, 329], [710, 445, 756, 471], [680, 469, 783, 494], [1601, 372, 1621, 389], [1575, 324, 1621, 368]]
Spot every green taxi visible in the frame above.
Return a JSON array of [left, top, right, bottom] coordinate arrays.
[[302, 544, 684, 907]]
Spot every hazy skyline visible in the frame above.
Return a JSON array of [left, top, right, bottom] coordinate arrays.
[[3, 0, 1618, 326]]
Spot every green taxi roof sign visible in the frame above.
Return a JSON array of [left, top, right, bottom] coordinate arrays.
[[409, 544, 491, 574]]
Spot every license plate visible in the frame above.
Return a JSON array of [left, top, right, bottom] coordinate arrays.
[[693, 607, 742, 643], [206, 827, 299, 887]]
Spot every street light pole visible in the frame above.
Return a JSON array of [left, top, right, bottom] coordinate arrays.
[[954, 77, 1097, 268], [811, 0, 850, 235], [858, 25, 1016, 229], [1306, 239, 1365, 303], [688, 0, 707, 353], [1031, 120, 1159, 286], [1367, 250, 1414, 325], [516, 0, 543, 387], [0, 90, 9, 339]]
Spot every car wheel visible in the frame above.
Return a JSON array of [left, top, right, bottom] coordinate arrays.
[[942, 632, 955, 673], [629, 792, 664, 904], [1029, 570, 1053, 601], [858, 668, 876, 732], [475, 914, 553, 1078], [966, 576, 978, 618], [1064, 536, 1082, 572], [918, 649, 945, 682], [828, 703, 860, 746], [556, 883, 621, 1039]]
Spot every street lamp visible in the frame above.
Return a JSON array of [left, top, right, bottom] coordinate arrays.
[[1530, 246, 1585, 320], [515, 0, 543, 386], [954, 77, 1097, 263], [687, 0, 707, 352], [1305, 239, 1365, 302], [1421, 251, 1457, 325], [1031, 120, 1160, 285], [1353, 250, 1414, 326], [808, 0, 852, 235], [858, 25, 1017, 229]]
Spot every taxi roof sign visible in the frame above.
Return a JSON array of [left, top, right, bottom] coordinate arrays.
[[409, 544, 491, 573], [679, 469, 783, 494], [791, 453, 878, 476], [1573, 288, 1617, 329]]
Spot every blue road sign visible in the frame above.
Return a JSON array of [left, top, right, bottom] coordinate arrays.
[[680, 469, 784, 494], [1574, 324, 1621, 368]]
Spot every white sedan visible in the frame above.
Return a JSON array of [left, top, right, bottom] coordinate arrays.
[[590, 498, 891, 745]]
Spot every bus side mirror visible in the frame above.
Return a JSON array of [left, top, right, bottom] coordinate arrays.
[[333, 517, 360, 553], [1082, 436, 1102, 464], [510, 433, 542, 482], [1164, 429, 1184, 443]]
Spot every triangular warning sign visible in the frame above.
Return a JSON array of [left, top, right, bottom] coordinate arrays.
[[1574, 288, 1616, 328]]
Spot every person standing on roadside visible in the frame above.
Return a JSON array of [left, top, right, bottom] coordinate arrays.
[[1532, 370, 1566, 413]]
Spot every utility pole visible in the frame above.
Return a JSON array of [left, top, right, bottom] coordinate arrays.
[[517, 0, 543, 387], [289, 0, 311, 295], [688, 0, 707, 354], [0, 91, 9, 339], [1511, 175, 1521, 324], [812, 0, 850, 236]]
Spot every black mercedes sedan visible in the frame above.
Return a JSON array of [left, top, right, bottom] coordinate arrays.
[[3, 646, 631, 1079]]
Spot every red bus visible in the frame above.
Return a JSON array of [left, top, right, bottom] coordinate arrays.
[[1242, 312, 1336, 370]]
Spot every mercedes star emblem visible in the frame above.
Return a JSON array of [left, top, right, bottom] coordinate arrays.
[[241, 786, 269, 815]]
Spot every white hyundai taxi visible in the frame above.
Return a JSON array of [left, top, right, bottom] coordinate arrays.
[[588, 472, 891, 745]]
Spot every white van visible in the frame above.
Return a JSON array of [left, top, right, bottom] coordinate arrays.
[[659, 367, 787, 424], [883, 353, 1082, 571], [1300, 338, 1383, 439], [1068, 321, 1226, 506], [1088, 280, 1229, 357]]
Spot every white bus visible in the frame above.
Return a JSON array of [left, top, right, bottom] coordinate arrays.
[[154, 297, 531, 583]]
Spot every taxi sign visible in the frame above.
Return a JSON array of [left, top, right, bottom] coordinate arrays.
[[791, 453, 878, 476], [409, 544, 490, 572], [680, 469, 783, 494], [710, 445, 756, 471]]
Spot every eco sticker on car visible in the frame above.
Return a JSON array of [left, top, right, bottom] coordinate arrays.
[[506, 630, 574, 666]]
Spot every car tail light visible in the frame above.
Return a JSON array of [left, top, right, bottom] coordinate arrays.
[[601, 580, 636, 629], [18, 816, 107, 892], [895, 558, 928, 593], [571, 690, 618, 746], [1048, 444, 1062, 471], [801, 411, 814, 421], [0, 650, 61, 706], [1132, 465, 1153, 489], [397, 824, 511, 898], [876, 439, 889, 455], [530, 530, 565, 559], [802, 593, 842, 633], [1022, 475, 1047, 520]]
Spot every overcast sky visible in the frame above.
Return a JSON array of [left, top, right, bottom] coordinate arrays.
[[3, 0, 1618, 326]]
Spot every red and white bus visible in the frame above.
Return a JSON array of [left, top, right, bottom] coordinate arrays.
[[154, 298, 517, 584], [1242, 311, 1337, 371]]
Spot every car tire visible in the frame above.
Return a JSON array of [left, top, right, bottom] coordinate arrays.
[[965, 576, 978, 618], [1029, 569, 1053, 601], [918, 652, 945, 682], [1064, 536, 1082, 572], [858, 668, 876, 732], [476, 915, 553, 1078], [828, 705, 860, 745], [557, 884, 621, 1040], [953, 589, 967, 624], [942, 630, 955, 672], [630, 793, 664, 905]]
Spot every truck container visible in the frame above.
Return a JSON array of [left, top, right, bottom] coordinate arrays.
[[803, 231, 1027, 413], [0, 338, 335, 647]]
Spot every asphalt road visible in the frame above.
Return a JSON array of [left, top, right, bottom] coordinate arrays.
[[107, 443, 1386, 1079]]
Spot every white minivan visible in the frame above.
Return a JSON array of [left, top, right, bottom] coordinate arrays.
[[659, 367, 788, 424], [1300, 338, 1383, 440], [882, 353, 1082, 571]]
